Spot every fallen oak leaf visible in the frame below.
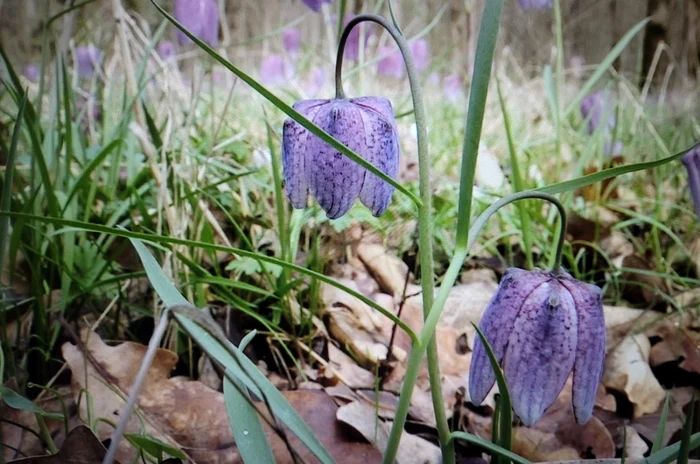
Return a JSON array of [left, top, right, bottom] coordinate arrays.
[[7, 425, 116, 464]]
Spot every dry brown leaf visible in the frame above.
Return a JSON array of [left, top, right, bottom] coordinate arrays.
[[512, 427, 579, 461], [7, 425, 114, 464], [622, 425, 649, 459], [602, 334, 665, 418], [649, 327, 700, 374], [320, 343, 377, 389], [357, 243, 411, 297], [336, 401, 441, 464], [62, 330, 380, 464]]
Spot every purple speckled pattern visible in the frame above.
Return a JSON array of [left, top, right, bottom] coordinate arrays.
[[517, 0, 553, 10], [560, 276, 605, 424], [301, 0, 332, 12], [282, 97, 399, 219], [469, 268, 606, 426], [174, 0, 219, 46], [504, 280, 578, 426], [469, 268, 551, 405], [681, 142, 700, 220]]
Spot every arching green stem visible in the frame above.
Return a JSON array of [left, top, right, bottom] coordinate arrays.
[[384, 191, 567, 464], [335, 15, 454, 464]]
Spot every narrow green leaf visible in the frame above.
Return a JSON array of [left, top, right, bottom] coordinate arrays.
[[643, 432, 700, 464], [448, 431, 531, 464], [678, 396, 695, 464], [537, 141, 698, 195], [0, 387, 62, 419], [124, 434, 187, 460], [652, 392, 672, 454], [62, 139, 124, 210], [223, 373, 276, 464], [473, 323, 513, 461], [564, 18, 650, 117], [148, 0, 420, 207]]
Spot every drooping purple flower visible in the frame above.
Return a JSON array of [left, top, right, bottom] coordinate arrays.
[[409, 39, 430, 72], [259, 55, 294, 86], [174, 0, 219, 46], [24, 65, 40, 83], [282, 97, 400, 218], [75, 44, 102, 78], [305, 67, 326, 97], [301, 0, 332, 12], [681, 142, 700, 219], [377, 46, 404, 79], [469, 268, 605, 426], [442, 74, 463, 102], [517, 0, 553, 10], [283, 28, 301, 56], [156, 41, 176, 61], [580, 91, 616, 135]]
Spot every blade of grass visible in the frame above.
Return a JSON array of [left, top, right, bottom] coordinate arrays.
[[448, 432, 530, 464], [564, 18, 650, 117], [678, 396, 695, 464], [223, 373, 276, 464], [644, 432, 700, 464], [473, 324, 512, 462]]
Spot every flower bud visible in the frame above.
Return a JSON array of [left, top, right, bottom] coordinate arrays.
[[282, 97, 400, 219], [469, 268, 605, 426]]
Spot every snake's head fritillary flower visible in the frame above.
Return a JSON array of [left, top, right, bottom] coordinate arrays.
[[283, 28, 302, 56], [469, 268, 606, 426], [24, 65, 40, 83], [377, 46, 404, 79], [517, 0, 553, 10], [581, 91, 616, 135], [259, 55, 294, 86], [174, 0, 219, 46], [301, 0, 332, 12], [682, 142, 700, 219], [75, 44, 102, 78], [156, 41, 176, 61], [442, 74, 463, 102], [282, 97, 400, 219], [409, 39, 430, 72]]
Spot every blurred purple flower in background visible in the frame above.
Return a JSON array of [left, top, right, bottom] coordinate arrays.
[[283, 28, 301, 56], [174, 0, 219, 46], [377, 46, 404, 79], [580, 91, 615, 135], [75, 44, 102, 78], [409, 39, 430, 72], [259, 55, 294, 86], [282, 97, 399, 218], [301, 0, 332, 12], [517, 0, 553, 10], [305, 67, 326, 97], [156, 41, 176, 61], [682, 142, 700, 219], [24, 65, 40, 83], [442, 74, 463, 101]]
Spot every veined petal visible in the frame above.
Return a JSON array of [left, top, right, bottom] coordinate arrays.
[[468, 268, 550, 405], [282, 100, 329, 208], [504, 280, 578, 426], [352, 98, 399, 216], [561, 277, 605, 424], [306, 100, 366, 219]]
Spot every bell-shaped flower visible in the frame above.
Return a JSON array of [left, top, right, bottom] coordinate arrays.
[[283, 28, 302, 57], [301, 0, 332, 12], [24, 65, 40, 83], [156, 41, 176, 61], [282, 97, 400, 219], [75, 44, 102, 78], [377, 46, 404, 79], [682, 142, 700, 219], [581, 91, 616, 135], [409, 39, 430, 72], [469, 268, 606, 426], [517, 0, 553, 10], [174, 0, 219, 46]]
